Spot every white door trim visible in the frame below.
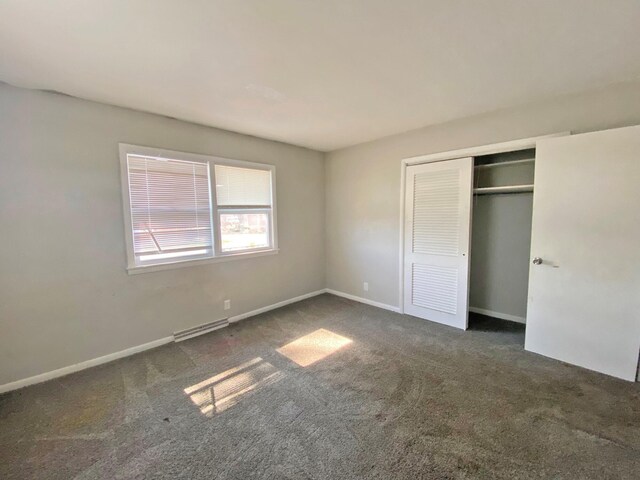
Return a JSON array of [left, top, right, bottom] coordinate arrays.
[[398, 132, 570, 313]]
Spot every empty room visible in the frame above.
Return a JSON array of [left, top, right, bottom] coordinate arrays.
[[1, 1, 640, 479]]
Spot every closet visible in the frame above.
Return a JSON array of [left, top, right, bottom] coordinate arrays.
[[402, 126, 640, 381], [469, 149, 535, 326]]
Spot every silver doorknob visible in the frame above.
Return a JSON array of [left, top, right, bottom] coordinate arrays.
[[532, 257, 543, 265]]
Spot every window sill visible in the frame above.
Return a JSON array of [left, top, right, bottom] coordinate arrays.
[[127, 248, 279, 275]]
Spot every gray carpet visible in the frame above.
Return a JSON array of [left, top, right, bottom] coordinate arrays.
[[1, 294, 639, 479]]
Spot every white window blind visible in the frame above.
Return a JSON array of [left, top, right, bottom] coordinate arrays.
[[127, 155, 213, 265], [215, 164, 273, 253], [215, 165, 272, 206]]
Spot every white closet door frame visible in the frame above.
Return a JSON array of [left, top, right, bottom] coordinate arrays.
[[398, 133, 569, 314]]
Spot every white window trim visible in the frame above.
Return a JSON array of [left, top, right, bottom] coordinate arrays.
[[119, 143, 278, 274]]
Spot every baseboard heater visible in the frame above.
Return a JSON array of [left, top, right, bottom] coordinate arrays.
[[173, 318, 229, 342]]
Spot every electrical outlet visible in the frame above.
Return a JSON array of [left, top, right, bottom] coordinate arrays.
[[363, 282, 369, 292], [224, 299, 231, 310]]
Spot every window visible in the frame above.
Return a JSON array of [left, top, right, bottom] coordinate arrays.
[[215, 165, 273, 253], [120, 144, 277, 272]]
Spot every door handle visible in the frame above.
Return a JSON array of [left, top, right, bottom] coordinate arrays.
[[532, 257, 543, 265]]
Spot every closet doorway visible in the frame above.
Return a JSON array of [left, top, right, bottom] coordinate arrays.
[[468, 149, 536, 341], [400, 135, 553, 338], [402, 146, 536, 340]]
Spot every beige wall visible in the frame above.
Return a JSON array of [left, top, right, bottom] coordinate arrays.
[[470, 193, 533, 320], [0, 83, 325, 386], [325, 81, 640, 308]]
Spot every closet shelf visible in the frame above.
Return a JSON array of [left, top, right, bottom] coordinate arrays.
[[473, 184, 533, 195], [474, 158, 534, 170]]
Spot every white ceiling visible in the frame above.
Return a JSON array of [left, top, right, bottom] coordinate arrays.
[[1, 1, 639, 151]]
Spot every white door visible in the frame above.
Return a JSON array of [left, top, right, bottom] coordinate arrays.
[[525, 126, 640, 381], [404, 157, 473, 329]]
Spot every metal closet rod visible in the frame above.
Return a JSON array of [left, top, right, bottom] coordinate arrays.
[[473, 184, 534, 195]]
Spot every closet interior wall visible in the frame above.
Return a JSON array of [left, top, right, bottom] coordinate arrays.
[[469, 149, 535, 323]]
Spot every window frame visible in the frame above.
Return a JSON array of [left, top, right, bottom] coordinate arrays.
[[119, 143, 278, 274]]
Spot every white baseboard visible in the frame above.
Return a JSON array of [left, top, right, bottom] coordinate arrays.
[[469, 307, 526, 324], [0, 336, 173, 394], [325, 289, 401, 313], [0, 289, 327, 394], [229, 289, 326, 323]]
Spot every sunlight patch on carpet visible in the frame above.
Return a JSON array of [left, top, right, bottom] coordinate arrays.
[[184, 357, 283, 416], [276, 329, 352, 367]]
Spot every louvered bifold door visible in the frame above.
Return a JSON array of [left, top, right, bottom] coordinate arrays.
[[404, 158, 473, 329]]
